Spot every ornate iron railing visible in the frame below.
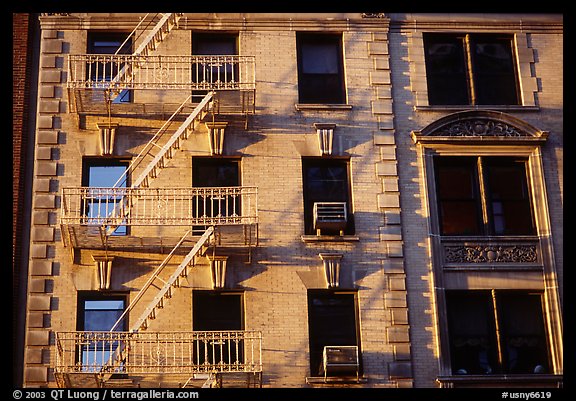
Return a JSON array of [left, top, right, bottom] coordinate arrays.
[[55, 331, 262, 375], [60, 186, 258, 228], [67, 54, 256, 91]]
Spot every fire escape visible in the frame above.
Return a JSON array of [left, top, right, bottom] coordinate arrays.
[[56, 14, 261, 388]]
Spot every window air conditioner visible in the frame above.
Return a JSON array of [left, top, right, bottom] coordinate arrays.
[[322, 345, 359, 381], [313, 202, 347, 236]]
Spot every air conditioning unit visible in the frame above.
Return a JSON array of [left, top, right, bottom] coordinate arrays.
[[313, 202, 348, 236], [322, 346, 359, 381]]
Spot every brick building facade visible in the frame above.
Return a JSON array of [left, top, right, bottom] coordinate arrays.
[[15, 13, 562, 389]]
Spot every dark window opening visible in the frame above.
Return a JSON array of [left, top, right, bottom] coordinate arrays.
[[192, 32, 238, 96], [82, 158, 130, 236], [192, 291, 244, 365], [446, 290, 551, 375], [434, 156, 534, 236], [302, 158, 354, 235], [87, 32, 133, 103], [307, 290, 360, 377], [297, 33, 346, 104], [423, 33, 519, 106], [423, 35, 470, 105], [192, 157, 241, 231]]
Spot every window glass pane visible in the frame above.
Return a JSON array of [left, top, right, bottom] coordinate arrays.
[[484, 158, 534, 235], [423, 34, 469, 105], [192, 159, 240, 187], [89, 165, 127, 188], [84, 310, 123, 331], [437, 166, 476, 199], [192, 34, 237, 55], [301, 43, 339, 74], [81, 298, 125, 331], [88, 32, 132, 54], [195, 41, 236, 55], [440, 201, 481, 235], [446, 291, 498, 375], [306, 166, 348, 200], [434, 158, 481, 235], [85, 300, 125, 310], [497, 292, 550, 374], [472, 36, 519, 105], [192, 292, 243, 331]]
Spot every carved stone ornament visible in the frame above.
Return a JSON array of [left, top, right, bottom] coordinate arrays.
[[444, 244, 538, 264], [411, 110, 549, 144], [361, 13, 387, 18], [435, 119, 524, 137]]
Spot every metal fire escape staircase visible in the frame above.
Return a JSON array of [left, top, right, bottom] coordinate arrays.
[[101, 90, 214, 237], [95, 227, 215, 386], [96, 15, 218, 333], [57, 15, 260, 388]]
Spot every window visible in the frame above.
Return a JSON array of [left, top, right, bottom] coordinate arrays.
[[192, 33, 238, 93], [446, 290, 551, 375], [192, 291, 244, 366], [434, 156, 534, 236], [77, 292, 127, 371], [307, 290, 360, 377], [302, 158, 354, 235], [423, 33, 519, 106], [192, 157, 241, 230], [297, 33, 346, 104], [82, 158, 130, 235], [87, 32, 132, 103]]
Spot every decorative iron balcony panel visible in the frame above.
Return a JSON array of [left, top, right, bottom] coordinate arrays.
[[55, 330, 262, 375], [67, 55, 256, 91], [61, 186, 258, 228]]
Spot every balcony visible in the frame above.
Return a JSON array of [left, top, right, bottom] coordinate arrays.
[[60, 186, 258, 251], [66, 54, 256, 115], [54, 330, 262, 388]]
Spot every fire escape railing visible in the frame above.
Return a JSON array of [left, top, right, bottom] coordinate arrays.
[[67, 54, 256, 91], [55, 330, 263, 375], [60, 186, 258, 228]]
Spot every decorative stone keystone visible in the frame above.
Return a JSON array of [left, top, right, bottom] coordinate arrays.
[[319, 253, 343, 288], [208, 255, 228, 289], [96, 123, 119, 155], [92, 255, 114, 290], [314, 123, 336, 156], [205, 122, 228, 155]]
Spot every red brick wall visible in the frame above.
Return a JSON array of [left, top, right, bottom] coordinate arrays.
[[13, 12, 34, 387]]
